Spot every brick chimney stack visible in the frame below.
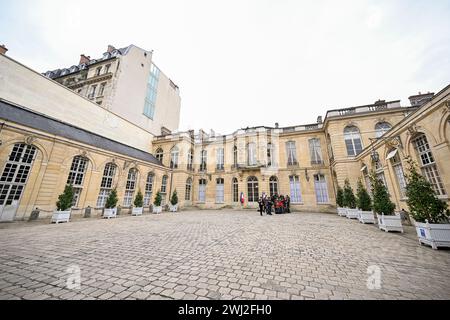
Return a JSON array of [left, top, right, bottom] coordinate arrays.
[[0, 44, 8, 55], [107, 45, 116, 53], [79, 54, 90, 65]]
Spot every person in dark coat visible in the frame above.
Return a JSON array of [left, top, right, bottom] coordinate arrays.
[[258, 197, 264, 216], [286, 195, 291, 213], [266, 198, 273, 215]]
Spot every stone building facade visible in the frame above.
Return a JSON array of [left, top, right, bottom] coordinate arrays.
[[0, 46, 449, 221]]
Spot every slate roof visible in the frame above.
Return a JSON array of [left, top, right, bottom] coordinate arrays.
[[0, 100, 163, 166]]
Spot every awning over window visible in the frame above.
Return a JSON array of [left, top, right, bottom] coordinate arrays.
[[386, 149, 398, 160], [360, 165, 367, 172]]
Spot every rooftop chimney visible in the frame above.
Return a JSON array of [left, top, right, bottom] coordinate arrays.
[[107, 45, 116, 53], [79, 54, 90, 65], [0, 44, 8, 55], [275, 123, 279, 128]]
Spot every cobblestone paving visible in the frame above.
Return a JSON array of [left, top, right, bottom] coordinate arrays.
[[1, 210, 450, 300]]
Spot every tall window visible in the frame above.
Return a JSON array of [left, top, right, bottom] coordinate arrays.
[[216, 148, 224, 170], [160, 175, 168, 205], [200, 150, 207, 172], [314, 174, 329, 204], [143, 63, 160, 119], [0, 144, 37, 210], [286, 141, 298, 166], [185, 178, 192, 201], [187, 149, 193, 171], [88, 85, 97, 99], [269, 176, 278, 197], [198, 179, 206, 202], [413, 134, 446, 195], [96, 163, 116, 207], [309, 138, 323, 164], [247, 176, 259, 202], [375, 122, 392, 138], [155, 148, 163, 163], [143, 173, 154, 206], [232, 178, 239, 202], [267, 143, 274, 167], [247, 143, 257, 166], [344, 126, 363, 156], [104, 64, 111, 74], [216, 178, 224, 203], [389, 151, 406, 198], [289, 175, 302, 203], [170, 146, 179, 169], [95, 67, 102, 76], [98, 82, 106, 96], [67, 156, 89, 207], [233, 146, 238, 167], [123, 169, 138, 206]]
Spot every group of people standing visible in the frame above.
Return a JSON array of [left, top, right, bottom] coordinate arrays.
[[258, 194, 290, 216]]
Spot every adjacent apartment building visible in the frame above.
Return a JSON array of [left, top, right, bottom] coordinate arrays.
[[0, 44, 449, 222]]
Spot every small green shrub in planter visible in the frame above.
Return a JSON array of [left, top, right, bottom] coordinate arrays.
[[154, 191, 162, 207], [370, 171, 395, 215], [105, 188, 118, 209], [336, 186, 344, 207], [343, 179, 356, 209], [134, 190, 144, 208], [170, 190, 178, 206], [356, 179, 372, 211], [405, 157, 450, 223], [56, 184, 74, 211]]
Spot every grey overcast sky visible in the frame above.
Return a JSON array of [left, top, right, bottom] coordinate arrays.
[[1, 0, 449, 134]]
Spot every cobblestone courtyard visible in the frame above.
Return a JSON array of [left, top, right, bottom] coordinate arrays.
[[1, 210, 450, 300]]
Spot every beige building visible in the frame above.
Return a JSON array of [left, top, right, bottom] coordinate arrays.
[[0, 45, 449, 222]]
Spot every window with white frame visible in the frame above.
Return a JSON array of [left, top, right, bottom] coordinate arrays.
[[67, 156, 89, 207], [289, 175, 302, 203], [390, 151, 407, 198], [161, 175, 168, 194], [198, 179, 206, 202], [104, 64, 111, 74], [187, 149, 193, 171], [216, 148, 224, 170], [143, 173, 154, 206], [95, 67, 102, 76], [413, 134, 446, 195], [96, 163, 116, 207], [232, 178, 239, 202], [98, 82, 106, 96], [185, 178, 192, 201], [267, 143, 274, 167], [216, 178, 224, 203], [170, 146, 179, 169], [200, 150, 207, 172], [344, 126, 363, 156], [88, 85, 97, 99], [247, 176, 259, 202], [286, 141, 298, 166], [155, 148, 163, 163], [314, 174, 329, 203], [0, 143, 37, 208], [375, 122, 392, 138], [269, 176, 278, 197], [247, 143, 257, 166], [233, 146, 238, 167], [123, 168, 138, 206], [309, 138, 323, 164]]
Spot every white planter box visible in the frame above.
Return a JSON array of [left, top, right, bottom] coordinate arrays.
[[132, 207, 143, 216], [414, 221, 450, 250], [103, 208, 117, 219], [51, 210, 71, 224], [346, 208, 359, 219], [169, 204, 178, 212], [377, 213, 403, 233], [153, 206, 162, 214], [337, 207, 347, 217], [358, 210, 375, 224]]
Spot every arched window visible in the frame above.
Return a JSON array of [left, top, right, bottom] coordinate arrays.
[[0, 143, 37, 219], [155, 148, 163, 163], [187, 149, 193, 171], [67, 155, 89, 207], [123, 168, 138, 206], [247, 143, 257, 166], [200, 150, 207, 172], [413, 134, 446, 195], [289, 175, 302, 203], [216, 178, 224, 203], [96, 162, 117, 207], [247, 176, 259, 202], [143, 173, 154, 206], [185, 178, 192, 201], [233, 146, 238, 167], [267, 143, 274, 167], [160, 175, 168, 205], [269, 176, 278, 197], [170, 146, 179, 169], [388, 149, 406, 198], [375, 122, 392, 138], [286, 141, 297, 166], [198, 179, 207, 202], [232, 178, 239, 202], [344, 126, 363, 156]]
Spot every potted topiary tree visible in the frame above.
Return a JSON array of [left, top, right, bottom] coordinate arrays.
[[370, 171, 402, 232], [153, 191, 162, 214], [336, 186, 347, 216], [343, 179, 358, 219], [52, 184, 73, 223], [132, 190, 144, 216], [169, 189, 179, 212], [103, 188, 118, 219], [405, 158, 450, 249], [356, 179, 374, 224]]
